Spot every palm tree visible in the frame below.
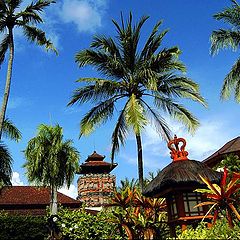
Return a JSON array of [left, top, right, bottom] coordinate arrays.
[[0, 142, 13, 187], [0, 119, 21, 187], [0, 0, 57, 139], [68, 13, 206, 191], [211, 0, 240, 101], [24, 124, 79, 215]]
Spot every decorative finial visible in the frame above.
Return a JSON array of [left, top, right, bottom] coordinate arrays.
[[168, 135, 189, 161]]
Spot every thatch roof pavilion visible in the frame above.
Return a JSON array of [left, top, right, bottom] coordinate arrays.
[[143, 159, 221, 198], [143, 135, 222, 237]]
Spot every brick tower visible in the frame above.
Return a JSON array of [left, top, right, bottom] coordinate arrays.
[[77, 151, 117, 209]]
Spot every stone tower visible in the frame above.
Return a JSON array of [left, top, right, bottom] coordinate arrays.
[[77, 151, 117, 208]]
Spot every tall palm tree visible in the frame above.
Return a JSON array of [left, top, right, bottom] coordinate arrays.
[[68, 13, 206, 191], [24, 124, 79, 215], [211, 0, 240, 101], [0, 0, 57, 139]]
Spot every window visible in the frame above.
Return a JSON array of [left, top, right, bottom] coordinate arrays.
[[170, 196, 178, 219], [183, 192, 204, 216]]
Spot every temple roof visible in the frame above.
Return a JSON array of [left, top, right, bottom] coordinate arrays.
[[203, 136, 240, 168], [78, 151, 117, 174], [143, 136, 222, 198]]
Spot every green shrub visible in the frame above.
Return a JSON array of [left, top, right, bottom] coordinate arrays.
[[177, 219, 240, 239], [57, 208, 122, 240], [0, 213, 48, 240]]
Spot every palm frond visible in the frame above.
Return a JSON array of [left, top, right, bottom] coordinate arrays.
[[141, 28, 169, 60], [154, 96, 200, 133], [141, 99, 172, 141], [213, 0, 240, 27], [221, 58, 240, 101], [2, 118, 22, 142], [125, 94, 148, 134], [8, 0, 22, 11], [0, 34, 9, 66], [17, 11, 43, 24], [80, 97, 118, 136], [148, 47, 186, 73], [68, 79, 122, 106], [24, 0, 55, 13], [23, 25, 57, 54], [0, 142, 12, 186], [111, 103, 129, 162], [75, 49, 125, 79], [211, 29, 240, 55]]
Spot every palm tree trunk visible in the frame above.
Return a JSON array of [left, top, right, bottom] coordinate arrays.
[[135, 134, 144, 192], [0, 28, 14, 139], [50, 184, 58, 215]]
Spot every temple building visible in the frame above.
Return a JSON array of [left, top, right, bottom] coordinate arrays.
[[77, 151, 117, 209]]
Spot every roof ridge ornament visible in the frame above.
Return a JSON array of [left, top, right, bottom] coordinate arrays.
[[168, 135, 189, 161]]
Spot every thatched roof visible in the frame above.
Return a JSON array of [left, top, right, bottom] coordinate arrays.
[[143, 160, 222, 198], [203, 136, 240, 168]]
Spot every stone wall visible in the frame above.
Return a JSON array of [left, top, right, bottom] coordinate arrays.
[[77, 174, 116, 207]]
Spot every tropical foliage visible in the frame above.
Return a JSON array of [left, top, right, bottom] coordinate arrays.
[[56, 207, 122, 240], [0, 119, 21, 187], [107, 187, 169, 239], [0, 0, 56, 139], [69, 13, 206, 191], [211, 0, 240, 101], [214, 153, 240, 175], [195, 167, 240, 227], [0, 212, 48, 240], [0, 142, 13, 187], [177, 219, 240, 240], [24, 124, 79, 215]]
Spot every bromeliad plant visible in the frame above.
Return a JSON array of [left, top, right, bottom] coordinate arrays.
[[107, 187, 169, 239], [195, 167, 240, 228]]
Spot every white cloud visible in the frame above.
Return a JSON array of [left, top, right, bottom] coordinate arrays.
[[121, 117, 236, 173], [11, 172, 24, 186], [59, 184, 78, 199], [143, 118, 233, 160], [59, 0, 107, 33]]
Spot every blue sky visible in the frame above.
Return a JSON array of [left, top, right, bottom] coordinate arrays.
[[2, 0, 240, 198]]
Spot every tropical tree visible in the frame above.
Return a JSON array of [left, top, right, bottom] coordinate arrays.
[[211, 0, 240, 101], [24, 124, 79, 215], [0, 0, 57, 139], [69, 13, 206, 191], [0, 142, 13, 187], [0, 118, 21, 187]]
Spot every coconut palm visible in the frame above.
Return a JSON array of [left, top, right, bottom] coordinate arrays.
[[69, 13, 206, 191], [0, 118, 21, 187], [211, 0, 240, 100], [0, 142, 13, 187], [3, 118, 21, 142], [0, 0, 57, 139], [24, 124, 79, 215]]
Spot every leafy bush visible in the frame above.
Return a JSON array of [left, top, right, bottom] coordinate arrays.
[[0, 212, 48, 240], [56, 208, 122, 240], [177, 219, 240, 239], [107, 187, 170, 239]]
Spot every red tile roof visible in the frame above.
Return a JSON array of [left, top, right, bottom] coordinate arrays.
[[0, 186, 80, 206]]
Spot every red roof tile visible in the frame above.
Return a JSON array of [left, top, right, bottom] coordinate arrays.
[[0, 186, 80, 206]]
